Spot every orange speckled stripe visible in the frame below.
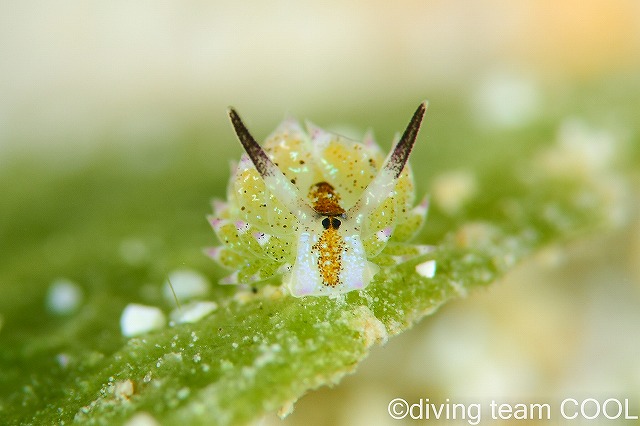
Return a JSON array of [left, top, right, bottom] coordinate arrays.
[[312, 227, 345, 287]]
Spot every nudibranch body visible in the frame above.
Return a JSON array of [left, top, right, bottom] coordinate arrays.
[[206, 103, 431, 297]]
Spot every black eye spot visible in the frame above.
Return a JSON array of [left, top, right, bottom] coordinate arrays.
[[322, 217, 331, 229], [331, 217, 341, 229]]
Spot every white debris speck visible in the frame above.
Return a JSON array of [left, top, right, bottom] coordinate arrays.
[[254, 343, 281, 368], [120, 304, 166, 337], [46, 278, 83, 315], [347, 305, 388, 347], [415, 260, 436, 278], [472, 71, 541, 129], [193, 353, 201, 363], [118, 238, 150, 266], [176, 387, 190, 400], [123, 412, 160, 426], [449, 280, 468, 297], [233, 290, 254, 304], [454, 222, 499, 250], [431, 170, 477, 214], [56, 353, 71, 368], [261, 284, 285, 300], [114, 379, 135, 400], [169, 301, 217, 324], [541, 118, 616, 178], [278, 399, 295, 419], [163, 352, 183, 364], [163, 269, 210, 304]]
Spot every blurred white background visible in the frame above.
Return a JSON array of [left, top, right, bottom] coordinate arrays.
[[2, 1, 639, 154]]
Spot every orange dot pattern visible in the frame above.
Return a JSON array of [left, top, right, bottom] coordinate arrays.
[[312, 226, 345, 287]]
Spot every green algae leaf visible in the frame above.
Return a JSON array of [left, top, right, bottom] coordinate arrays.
[[0, 100, 632, 426]]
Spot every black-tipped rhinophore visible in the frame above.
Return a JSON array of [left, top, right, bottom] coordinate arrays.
[[227, 108, 318, 221], [228, 108, 273, 178], [384, 101, 427, 178]]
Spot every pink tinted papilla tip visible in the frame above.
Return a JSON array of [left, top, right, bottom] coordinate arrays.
[[204, 247, 220, 260]]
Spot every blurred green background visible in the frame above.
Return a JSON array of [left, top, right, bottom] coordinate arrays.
[[1, 1, 640, 425]]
